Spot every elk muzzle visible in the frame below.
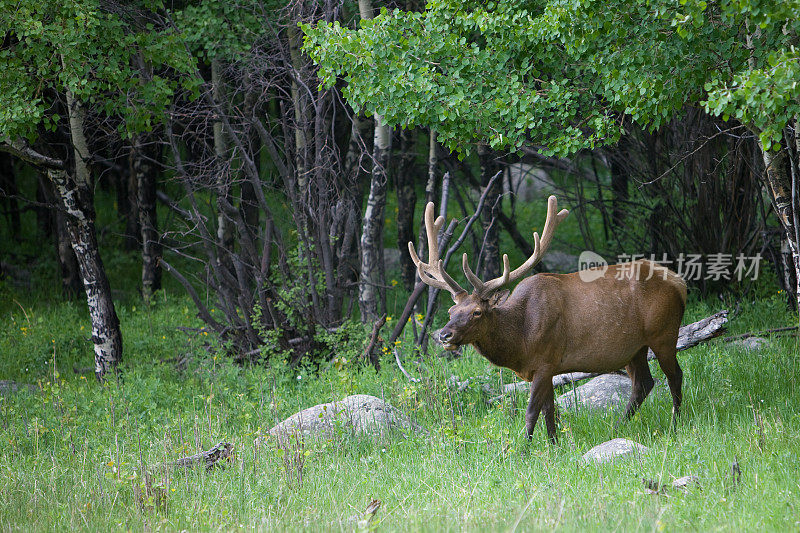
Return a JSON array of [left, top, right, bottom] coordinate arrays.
[[438, 328, 459, 350]]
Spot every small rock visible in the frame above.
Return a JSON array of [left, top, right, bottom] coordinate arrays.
[[446, 375, 470, 392], [672, 475, 700, 490], [557, 373, 631, 411], [732, 336, 769, 351], [260, 395, 426, 444], [583, 438, 649, 463], [0, 380, 37, 395]]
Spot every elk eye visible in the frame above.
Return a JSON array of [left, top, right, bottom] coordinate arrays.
[[473, 309, 482, 317]]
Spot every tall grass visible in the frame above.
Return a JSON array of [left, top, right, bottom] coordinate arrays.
[[2, 186, 798, 530], [1, 280, 798, 531]]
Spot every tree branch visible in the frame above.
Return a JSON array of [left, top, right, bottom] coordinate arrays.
[[0, 139, 65, 169]]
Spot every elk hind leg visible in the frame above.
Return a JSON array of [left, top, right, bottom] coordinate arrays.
[[616, 347, 655, 428], [542, 393, 558, 444], [651, 336, 683, 427]]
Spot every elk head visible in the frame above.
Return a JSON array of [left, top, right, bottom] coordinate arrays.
[[409, 196, 569, 350]]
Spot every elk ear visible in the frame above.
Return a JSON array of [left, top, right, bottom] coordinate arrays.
[[488, 290, 510, 307]]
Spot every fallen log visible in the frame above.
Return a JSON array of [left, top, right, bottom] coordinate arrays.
[[167, 441, 233, 471], [490, 310, 728, 403], [132, 442, 233, 514], [649, 309, 729, 360]]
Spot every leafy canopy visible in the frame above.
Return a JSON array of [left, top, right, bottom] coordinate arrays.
[[0, 0, 197, 140], [172, 0, 273, 61], [302, 0, 800, 154]]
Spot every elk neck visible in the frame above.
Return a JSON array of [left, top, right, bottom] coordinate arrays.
[[470, 300, 528, 371]]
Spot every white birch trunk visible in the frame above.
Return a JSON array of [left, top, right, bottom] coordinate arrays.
[[52, 86, 124, 378], [357, 0, 392, 322], [761, 143, 800, 328]]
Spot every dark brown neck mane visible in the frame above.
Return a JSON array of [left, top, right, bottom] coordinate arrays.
[[472, 303, 528, 372]]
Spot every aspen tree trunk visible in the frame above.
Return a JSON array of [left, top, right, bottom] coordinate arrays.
[[791, 119, 800, 317], [416, 129, 438, 260], [413, 130, 439, 322], [35, 171, 82, 296], [132, 135, 161, 302], [286, 24, 309, 211], [395, 128, 417, 291], [745, 24, 799, 316], [359, 118, 391, 322], [358, 0, 391, 322], [211, 58, 234, 253], [124, 162, 140, 250], [761, 141, 800, 316], [55, 205, 82, 298], [131, 52, 161, 300], [63, 88, 123, 379]]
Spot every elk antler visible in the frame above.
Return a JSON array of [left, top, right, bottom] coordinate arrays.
[[463, 195, 569, 298], [408, 202, 467, 301]]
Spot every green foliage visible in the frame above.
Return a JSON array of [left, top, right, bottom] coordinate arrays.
[[0, 0, 198, 140], [302, 4, 622, 155], [250, 241, 370, 365], [302, 0, 800, 154], [173, 0, 272, 61]]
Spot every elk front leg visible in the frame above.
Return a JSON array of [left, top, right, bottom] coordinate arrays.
[[526, 373, 556, 442]]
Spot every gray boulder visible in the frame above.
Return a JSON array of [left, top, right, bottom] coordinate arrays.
[[264, 394, 426, 442], [583, 438, 649, 463], [557, 373, 631, 411], [732, 336, 769, 351]]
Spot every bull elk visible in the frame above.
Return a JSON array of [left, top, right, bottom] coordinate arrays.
[[409, 196, 687, 442]]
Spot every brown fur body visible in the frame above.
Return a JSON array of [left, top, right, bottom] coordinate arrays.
[[441, 259, 687, 442]]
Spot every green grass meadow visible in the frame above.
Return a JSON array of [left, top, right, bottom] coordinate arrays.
[[1, 271, 800, 531], [1, 188, 800, 531]]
